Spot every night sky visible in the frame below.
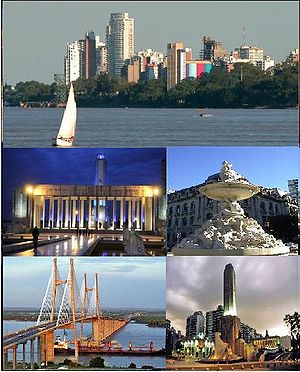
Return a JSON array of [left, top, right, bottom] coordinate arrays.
[[167, 256, 299, 337], [2, 148, 166, 220]]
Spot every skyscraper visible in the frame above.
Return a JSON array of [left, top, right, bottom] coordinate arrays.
[[223, 263, 237, 316], [106, 12, 135, 78], [94, 154, 107, 186], [205, 305, 224, 341], [186, 311, 205, 339], [166, 42, 184, 91], [64, 41, 84, 84], [85, 31, 97, 79]]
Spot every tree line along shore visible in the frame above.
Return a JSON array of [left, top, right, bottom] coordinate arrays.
[[4, 62, 298, 109]]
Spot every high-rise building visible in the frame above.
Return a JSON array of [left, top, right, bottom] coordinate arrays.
[[201, 36, 227, 61], [85, 31, 97, 79], [239, 45, 263, 63], [94, 154, 107, 186], [205, 305, 224, 341], [186, 311, 205, 339], [166, 42, 184, 91], [64, 41, 84, 84], [95, 36, 108, 74], [223, 263, 237, 316], [106, 12, 135, 78]]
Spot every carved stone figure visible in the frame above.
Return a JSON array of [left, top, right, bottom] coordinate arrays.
[[123, 226, 145, 256], [175, 161, 290, 255]]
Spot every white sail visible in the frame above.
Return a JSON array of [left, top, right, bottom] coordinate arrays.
[[56, 83, 77, 144]]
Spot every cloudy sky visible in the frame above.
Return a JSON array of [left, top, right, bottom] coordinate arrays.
[[3, 1, 298, 84], [167, 256, 299, 337], [4, 257, 166, 310], [167, 147, 299, 191], [2, 148, 165, 219]]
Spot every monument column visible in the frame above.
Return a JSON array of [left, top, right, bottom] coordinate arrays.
[[42, 198, 45, 228], [64, 199, 69, 228], [136, 199, 141, 229], [80, 198, 84, 228], [128, 199, 132, 229], [114, 198, 117, 229], [49, 197, 54, 229], [141, 197, 146, 230], [145, 197, 153, 231], [88, 197, 92, 229], [132, 199, 136, 228], [120, 199, 124, 229]]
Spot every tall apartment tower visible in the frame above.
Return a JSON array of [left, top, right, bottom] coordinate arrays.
[[185, 311, 205, 339], [64, 41, 84, 85], [205, 305, 224, 341], [223, 263, 237, 316], [106, 12, 135, 78], [201, 36, 227, 61], [85, 31, 97, 79], [166, 42, 184, 91], [94, 154, 107, 186]]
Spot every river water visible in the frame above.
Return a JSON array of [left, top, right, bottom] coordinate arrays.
[[3, 107, 298, 147], [3, 320, 165, 368]]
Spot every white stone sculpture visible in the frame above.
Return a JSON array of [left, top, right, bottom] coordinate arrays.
[[123, 226, 145, 256], [176, 161, 290, 255]]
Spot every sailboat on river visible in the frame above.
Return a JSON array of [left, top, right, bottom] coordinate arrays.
[[52, 82, 77, 147]]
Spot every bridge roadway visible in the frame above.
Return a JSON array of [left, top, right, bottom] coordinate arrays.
[[3, 316, 129, 369]]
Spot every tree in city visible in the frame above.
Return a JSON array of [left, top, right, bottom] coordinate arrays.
[[284, 312, 300, 360], [128, 362, 137, 368], [89, 356, 106, 368]]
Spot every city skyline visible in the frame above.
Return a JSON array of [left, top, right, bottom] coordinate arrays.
[[166, 256, 299, 337], [3, 1, 298, 84], [3, 257, 166, 309], [2, 148, 166, 220], [167, 147, 298, 191]]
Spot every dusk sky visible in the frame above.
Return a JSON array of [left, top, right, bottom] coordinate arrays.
[[167, 147, 299, 191], [167, 256, 299, 337], [3, 1, 298, 84], [3, 257, 166, 309], [2, 148, 165, 219]]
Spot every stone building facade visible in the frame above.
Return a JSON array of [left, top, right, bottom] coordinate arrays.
[[167, 174, 298, 247]]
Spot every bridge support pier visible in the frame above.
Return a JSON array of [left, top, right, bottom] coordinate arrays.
[[37, 336, 41, 367], [12, 346, 17, 369], [3, 350, 7, 370], [22, 343, 26, 369], [30, 338, 34, 369], [39, 331, 54, 364]]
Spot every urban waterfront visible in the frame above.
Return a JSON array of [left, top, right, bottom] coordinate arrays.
[[3, 107, 298, 147], [4, 320, 166, 368]]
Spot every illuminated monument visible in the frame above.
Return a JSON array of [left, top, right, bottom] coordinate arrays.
[[212, 263, 256, 361], [94, 154, 107, 186], [223, 263, 237, 317], [12, 154, 164, 233]]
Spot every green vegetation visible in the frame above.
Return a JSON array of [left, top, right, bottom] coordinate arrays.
[[284, 312, 300, 360], [131, 313, 166, 328], [4, 61, 298, 108], [89, 357, 106, 368]]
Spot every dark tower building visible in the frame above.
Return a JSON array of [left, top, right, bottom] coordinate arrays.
[[85, 31, 96, 79], [223, 263, 237, 316]]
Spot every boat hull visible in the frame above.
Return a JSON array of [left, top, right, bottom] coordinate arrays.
[[52, 137, 74, 147]]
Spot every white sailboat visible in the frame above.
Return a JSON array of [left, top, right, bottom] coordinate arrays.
[[52, 82, 77, 147]]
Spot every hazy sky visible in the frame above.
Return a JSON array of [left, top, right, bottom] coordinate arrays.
[[3, 1, 299, 84], [167, 147, 299, 191], [2, 148, 165, 219], [3, 257, 166, 309], [167, 256, 299, 337]]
